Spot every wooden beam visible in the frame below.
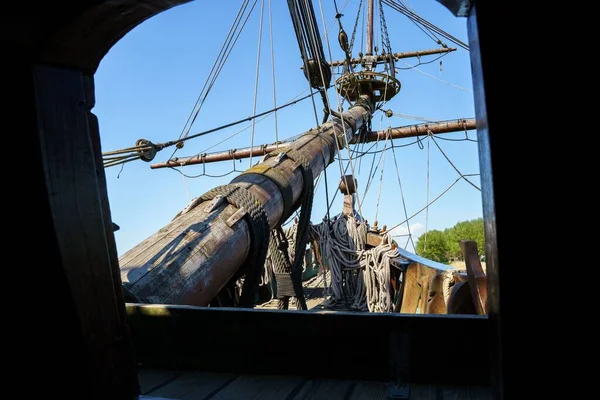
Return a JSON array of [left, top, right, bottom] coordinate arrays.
[[354, 118, 476, 143], [328, 47, 456, 67], [460, 240, 487, 315], [33, 65, 137, 398], [467, 2, 506, 398], [122, 98, 373, 306], [152, 119, 476, 168], [126, 304, 490, 386]]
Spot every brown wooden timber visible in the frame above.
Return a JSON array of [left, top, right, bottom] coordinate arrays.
[[328, 47, 456, 67], [127, 304, 490, 385], [33, 65, 137, 398], [121, 97, 373, 306], [460, 240, 488, 315], [354, 118, 476, 143], [365, 0, 375, 56], [151, 119, 475, 168]]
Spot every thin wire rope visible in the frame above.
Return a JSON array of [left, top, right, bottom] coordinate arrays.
[[181, 173, 191, 202], [317, 0, 365, 220], [394, 52, 449, 70], [400, 60, 472, 93], [188, 88, 311, 158], [177, 0, 250, 142], [249, 0, 265, 166], [168, 91, 317, 159], [423, 134, 430, 253], [315, 0, 352, 196], [383, 0, 468, 50], [169, 0, 258, 159], [360, 128, 391, 208], [373, 124, 388, 224], [390, 137, 416, 251], [268, 0, 279, 149], [386, 176, 464, 232], [429, 133, 481, 191]]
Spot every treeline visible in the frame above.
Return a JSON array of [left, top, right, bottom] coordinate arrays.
[[414, 218, 484, 263]]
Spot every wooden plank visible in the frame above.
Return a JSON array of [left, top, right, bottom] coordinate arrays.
[[127, 305, 490, 385], [137, 369, 183, 394], [467, 3, 505, 398], [399, 264, 420, 313], [460, 241, 487, 315], [441, 386, 493, 400], [348, 382, 387, 400], [33, 64, 135, 398], [148, 371, 237, 399], [411, 384, 439, 400], [211, 374, 303, 399], [292, 379, 353, 400], [140, 396, 180, 400]]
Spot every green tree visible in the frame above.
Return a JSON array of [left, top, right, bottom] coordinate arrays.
[[415, 230, 450, 263], [445, 218, 485, 260]]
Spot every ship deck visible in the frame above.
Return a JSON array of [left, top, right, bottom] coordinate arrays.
[[138, 368, 493, 399]]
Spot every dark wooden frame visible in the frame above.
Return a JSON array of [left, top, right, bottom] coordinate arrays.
[[9, 0, 505, 398]]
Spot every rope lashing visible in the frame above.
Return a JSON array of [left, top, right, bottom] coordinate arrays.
[[174, 184, 270, 308], [265, 148, 315, 310]]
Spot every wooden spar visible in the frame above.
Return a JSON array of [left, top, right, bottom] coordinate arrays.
[[328, 47, 456, 67], [366, 0, 374, 56], [150, 118, 475, 168], [120, 96, 374, 306], [353, 118, 475, 143]]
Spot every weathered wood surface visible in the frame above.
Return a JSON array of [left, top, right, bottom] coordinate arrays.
[[467, 2, 505, 398], [145, 371, 236, 399], [138, 369, 184, 394], [33, 65, 136, 398], [122, 101, 371, 306], [212, 374, 303, 399], [460, 240, 487, 315], [137, 369, 493, 399], [400, 264, 437, 313], [291, 379, 354, 400], [127, 305, 490, 385]]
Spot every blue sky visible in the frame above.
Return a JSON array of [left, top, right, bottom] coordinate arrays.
[[94, 0, 481, 256]]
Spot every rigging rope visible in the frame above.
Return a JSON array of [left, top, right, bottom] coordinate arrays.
[[390, 134, 416, 251], [268, 0, 280, 150], [173, 0, 259, 161], [429, 133, 481, 191], [178, 183, 270, 308], [249, 0, 266, 166], [264, 148, 316, 310], [400, 60, 472, 93], [312, 213, 400, 312], [424, 134, 431, 253], [382, 0, 469, 50]]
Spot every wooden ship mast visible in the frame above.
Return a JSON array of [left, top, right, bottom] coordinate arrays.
[[12, 0, 509, 398], [113, 0, 484, 314]]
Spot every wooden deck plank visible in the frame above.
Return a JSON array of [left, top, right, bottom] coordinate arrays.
[[348, 381, 387, 399], [411, 384, 439, 400], [292, 379, 353, 400], [138, 369, 183, 394], [210, 374, 303, 400], [147, 371, 237, 399], [441, 386, 493, 400]]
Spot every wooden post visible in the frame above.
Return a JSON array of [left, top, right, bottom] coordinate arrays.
[[121, 97, 374, 306], [460, 240, 487, 315], [32, 65, 138, 398], [328, 47, 456, 67], [150, 119, 476, 168], [366, 0, 374, 56]]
